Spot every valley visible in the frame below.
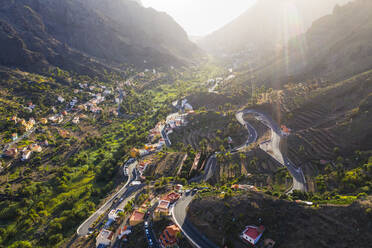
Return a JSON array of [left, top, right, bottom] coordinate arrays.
[[0, 0, 372, 248]]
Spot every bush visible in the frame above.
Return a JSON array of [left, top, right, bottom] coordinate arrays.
[[48, 233, 63, 245], [9, 241, 33, 248]]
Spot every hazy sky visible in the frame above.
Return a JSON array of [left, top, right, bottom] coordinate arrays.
[[142, 0, 256, 36]]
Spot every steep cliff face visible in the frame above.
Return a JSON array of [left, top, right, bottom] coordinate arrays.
[[0, 0, 199, 75]]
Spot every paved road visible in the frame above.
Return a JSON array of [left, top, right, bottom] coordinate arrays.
[[77, 161, 138, 236], [208, 81, 220, 94], [189, 111, 258, 184], [235, 111, 258, 151], [161, 127, 172, 147], [172, 195, 219, 248], [144, 202, 160, 248], [239, 109, 307, 192]]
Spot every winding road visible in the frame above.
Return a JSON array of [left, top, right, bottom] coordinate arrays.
[[237, 109, 307, 192], [77, 161, 139, 236], [171, 77, 308, 248], [172, 194, 219, 248]]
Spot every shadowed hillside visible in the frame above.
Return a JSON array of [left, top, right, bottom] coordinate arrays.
[[0, 0, 199, 75]]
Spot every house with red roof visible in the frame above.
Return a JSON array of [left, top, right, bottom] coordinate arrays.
[[159, 224, 180, 248], [129, 210, 145, 226], [241, 225, 265, 245], [161, 192, 181, 204]]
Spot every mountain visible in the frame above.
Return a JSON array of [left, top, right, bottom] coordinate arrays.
[[255, 0, 372, 87], [0, 0, 199, 75], [198, 0, 350, 57]]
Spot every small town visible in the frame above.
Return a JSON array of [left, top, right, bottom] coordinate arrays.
[[1, 1, 372, 248]]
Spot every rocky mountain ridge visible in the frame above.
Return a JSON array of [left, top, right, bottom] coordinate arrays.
[[0, 0, 199, 75]]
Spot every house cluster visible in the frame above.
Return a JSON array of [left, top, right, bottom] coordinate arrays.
[[2, 82, 117, 165], [131, 122, 168, 160], [148, 122, 164, 143], [231, 184, 258, 192], [133, 100, 193, 162], [21, 143, 43, 161], [4, 142, 45, 161], [154, 191, 181, 218], [95, 185, 184, 247], [83, 94, 105, 114], [49, 114, 64, 124], [96, 208, 134, 247], [165, 114, 187, 130], [138, 159, 152, 177], [130, 148, 151, 159], [11, 116, 35, 132]]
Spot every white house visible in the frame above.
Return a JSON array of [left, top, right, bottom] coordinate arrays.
[[108, 208, 123, 221], [22, 150, 32, 161], [241, 225, 265, 245], [96, 229, 113, 248], [72, 117, 80, 124], [57, 96, 65, 103]]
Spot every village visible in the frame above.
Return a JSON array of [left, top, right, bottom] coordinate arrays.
[[90, 96, 277, 248], [90, 99, 197, 248], [94, 184, 185, 248], [0, 78, 128, 172]]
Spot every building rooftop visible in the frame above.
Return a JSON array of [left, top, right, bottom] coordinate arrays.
[[98, 229, 113, 240], [158, 200, 170, 210], [129, 210, 145, 222], [162, 192, 181, 203], [244, 225, 265, 240], [159, 224, 180, 247]]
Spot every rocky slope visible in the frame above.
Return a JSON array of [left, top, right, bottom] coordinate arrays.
[[0, 0, 199, 75], [255, 0, 372, 87], [198, 0, 349, 57]]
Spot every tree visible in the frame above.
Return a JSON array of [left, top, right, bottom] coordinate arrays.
[[49, 233, 63, 245], [9, 241, 32, 248]]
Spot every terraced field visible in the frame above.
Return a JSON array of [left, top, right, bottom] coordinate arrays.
[[169, 111, 247, 151], [280, 71, 372, 163], [144, 152, 186, 179]]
